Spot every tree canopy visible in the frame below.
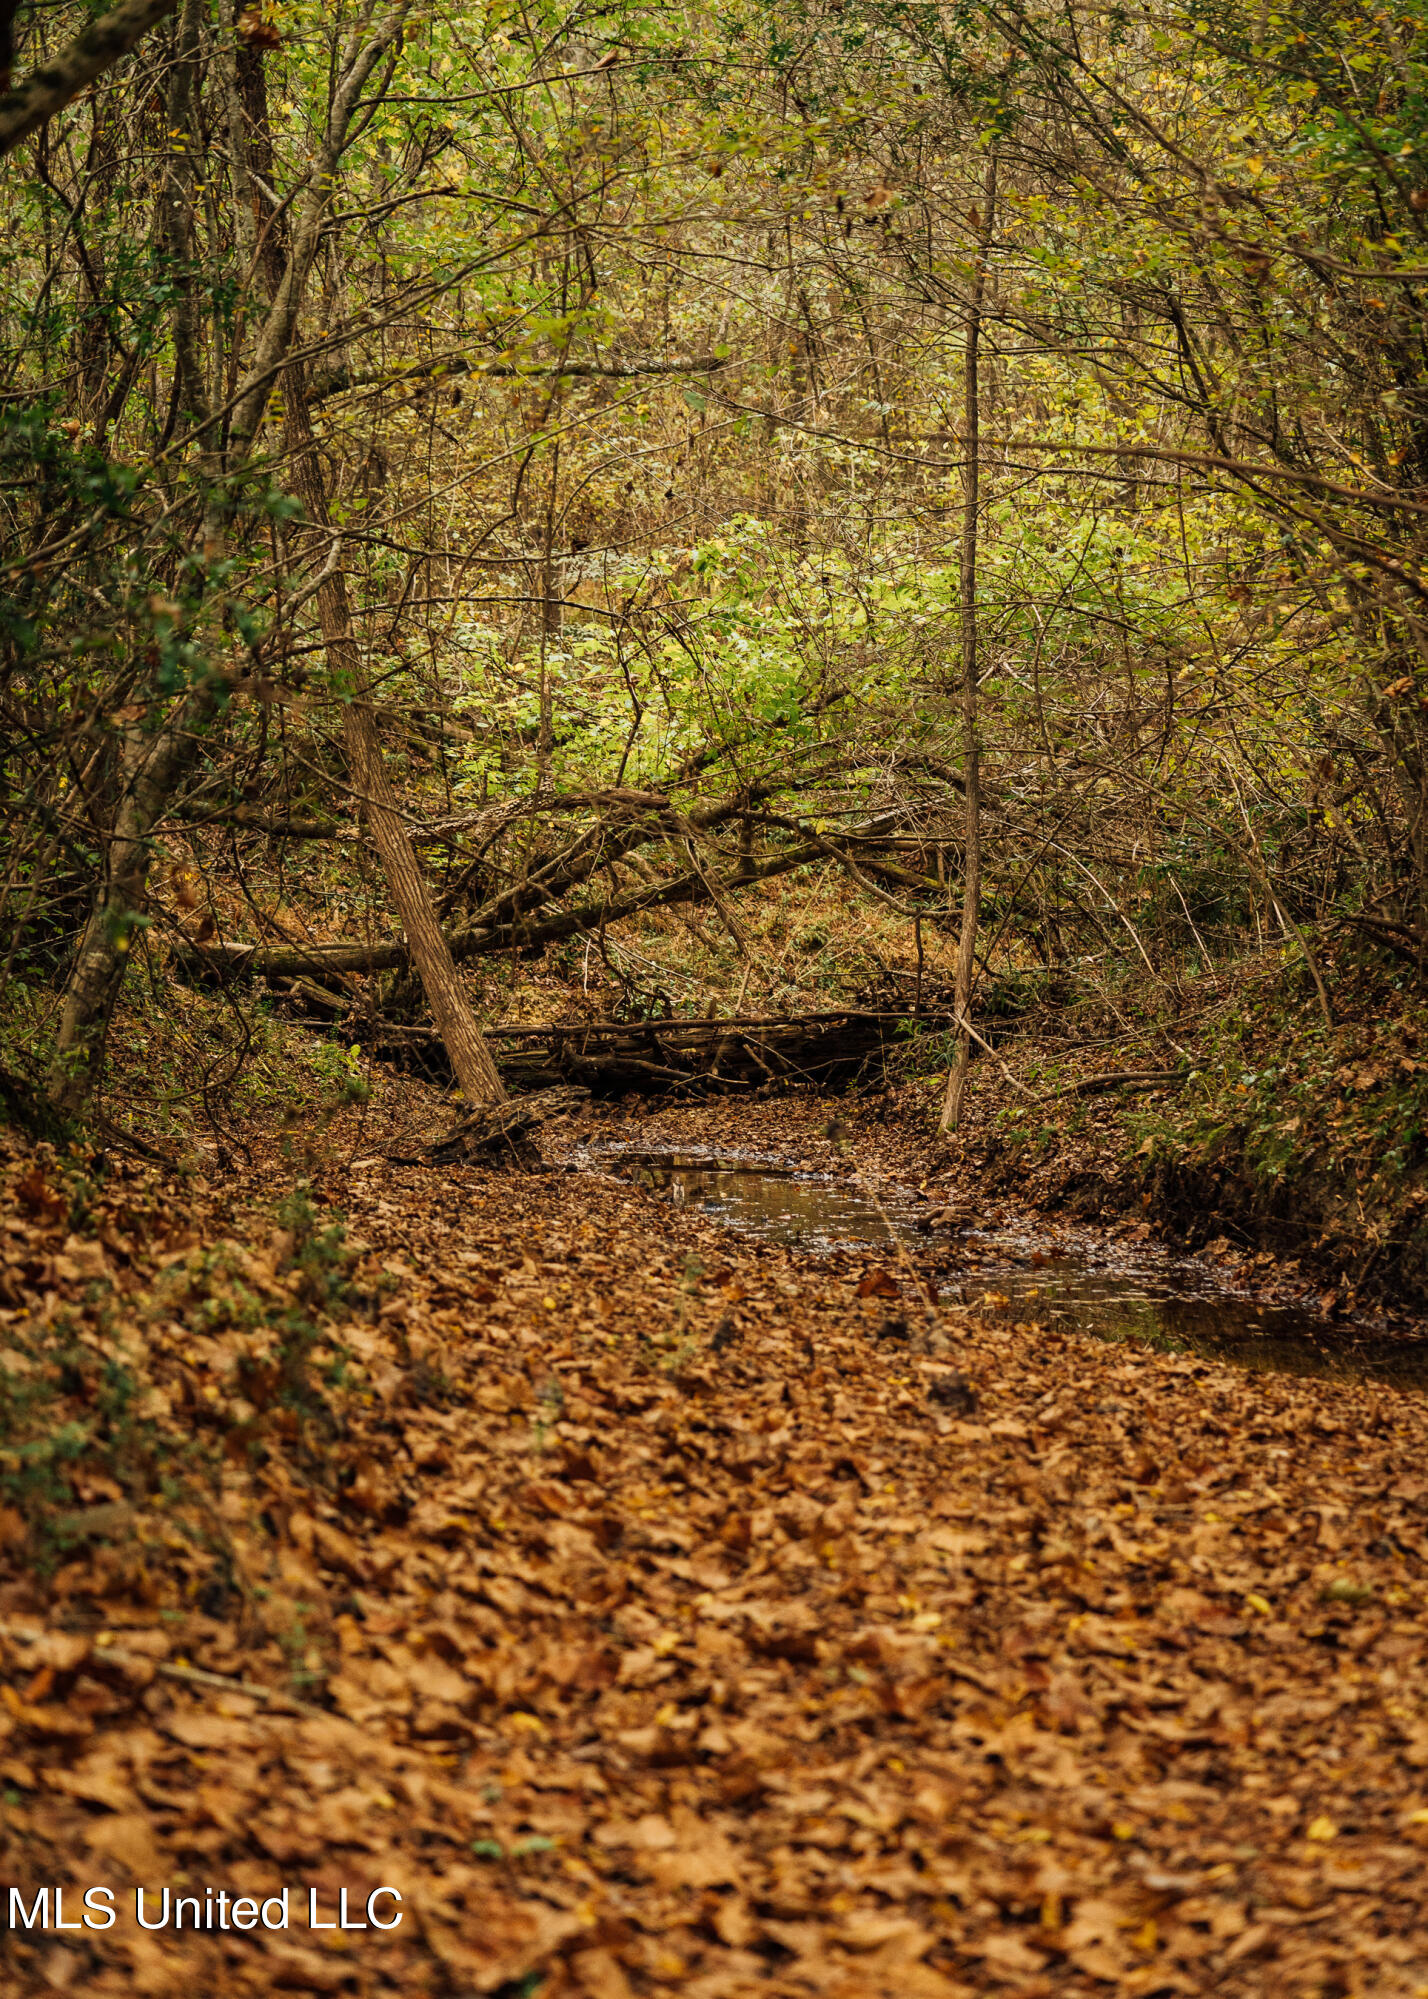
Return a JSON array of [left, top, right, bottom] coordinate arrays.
[[1, 0, 1426, 1112]]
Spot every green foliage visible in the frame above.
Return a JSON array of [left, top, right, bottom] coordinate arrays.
[[0, 1310, 192, 1573], [312, 1042, 372, 1107], [1145, 963, 1428, 1206], [3, 0, 1426, 1120]]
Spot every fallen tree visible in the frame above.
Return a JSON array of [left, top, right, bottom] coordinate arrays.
[[285, 368, 506, 1107], [386, 1084, 589, 1164], [308, 1009, 933, 1096], [174, 819, 910, 983]]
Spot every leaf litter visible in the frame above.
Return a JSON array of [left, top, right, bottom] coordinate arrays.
[[2, 1093, 1428, 1997]]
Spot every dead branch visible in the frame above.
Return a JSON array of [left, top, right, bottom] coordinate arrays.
[[180, 838, 826, 980], [1040, 1068, 1189, 1101], [386, 1083, 588, 1165]]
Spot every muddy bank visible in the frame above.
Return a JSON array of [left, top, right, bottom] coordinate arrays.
[[855, 952, 1428, 1322], [569, 1093, 1428, 1377], [952, 1087, 1428, 1326]]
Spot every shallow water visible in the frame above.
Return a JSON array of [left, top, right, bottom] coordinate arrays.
[[584, 1145, 1428, 1390]]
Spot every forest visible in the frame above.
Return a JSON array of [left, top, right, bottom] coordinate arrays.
[[4, 0, 1428, 1992]]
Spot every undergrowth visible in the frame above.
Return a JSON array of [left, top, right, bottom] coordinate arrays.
[[1133, 952, 1428, 1299], [0, 1163, 363, 1573], [936, 942, 1428, 1307]]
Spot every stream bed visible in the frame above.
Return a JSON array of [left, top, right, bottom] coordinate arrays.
[[580, 1143, 1428, 1389]]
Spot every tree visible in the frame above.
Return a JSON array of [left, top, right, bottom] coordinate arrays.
[[0, 0, 182, 157], [41, 0, 414, 1111]]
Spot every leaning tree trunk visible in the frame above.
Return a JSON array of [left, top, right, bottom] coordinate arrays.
[[940, 151, 997, 1136], [46, 696, 214, 1112], [284, 382, 505, 1107]]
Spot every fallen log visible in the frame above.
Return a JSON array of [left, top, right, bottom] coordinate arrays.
[[525, 1012, 885, 1095], [334, 1009, 936, 1097], [386, 1084, 589, 1167], [173, 812, 916, 984], [1041, 1068, 1189, 1101]]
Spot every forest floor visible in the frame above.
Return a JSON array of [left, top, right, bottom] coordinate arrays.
[[4, 1074, 1428, 1997]]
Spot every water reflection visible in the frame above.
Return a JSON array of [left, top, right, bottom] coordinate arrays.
[[584, 1145, 1428, 1390]]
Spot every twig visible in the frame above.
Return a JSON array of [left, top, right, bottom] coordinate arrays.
[[1, 1623, 331, 1721], [1037, 1068, 1188, 1102], [95, 1113, 179, 1167], [124, 1651, 332, 1720], [960, 1019, 1041, 1100], [943, 1038, 1189, 1108]]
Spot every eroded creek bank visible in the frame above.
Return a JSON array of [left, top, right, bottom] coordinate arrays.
[[548, 1093, 1428, 1390]]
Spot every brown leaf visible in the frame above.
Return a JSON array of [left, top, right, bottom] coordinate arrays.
[[236, 8, 283, 48], [1, 1686, 91, 1739], [569, 1948, 635, 1999], [309, 1517, 369, 1581], [593, 1812, 677, 1850], [45, 1752, 140, 1813], [84, 1811, 164, 1881], [15, 1168, 65, 1225]]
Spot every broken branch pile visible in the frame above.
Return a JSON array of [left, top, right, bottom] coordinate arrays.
[[348, 1009, 933, 1096]]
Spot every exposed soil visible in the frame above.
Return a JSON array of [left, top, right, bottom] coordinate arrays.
[[864, 953, 1428, 1321], [601, 1090, 1345, 1331], [3, 1086, 1428, 1997]]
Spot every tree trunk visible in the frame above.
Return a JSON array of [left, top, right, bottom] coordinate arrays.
[[46, 6, 216, 1115], [941, 152, 997, 1136], [43, 0, 411, 1118], [47, 696, 214, 1111], [0, 0, 182, 156], [285, 382, 506, 1106]]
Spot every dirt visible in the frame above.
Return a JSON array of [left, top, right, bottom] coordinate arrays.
[[902, 952, 1428, 1319], [3, 1084, 1428, 1996], [602, 1089, 1337, 1322]]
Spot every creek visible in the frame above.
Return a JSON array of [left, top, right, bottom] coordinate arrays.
[[577, 1143, 1427, 1390]]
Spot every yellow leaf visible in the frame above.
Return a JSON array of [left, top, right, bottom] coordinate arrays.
[[1306, 1816, 1337, 1842]]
